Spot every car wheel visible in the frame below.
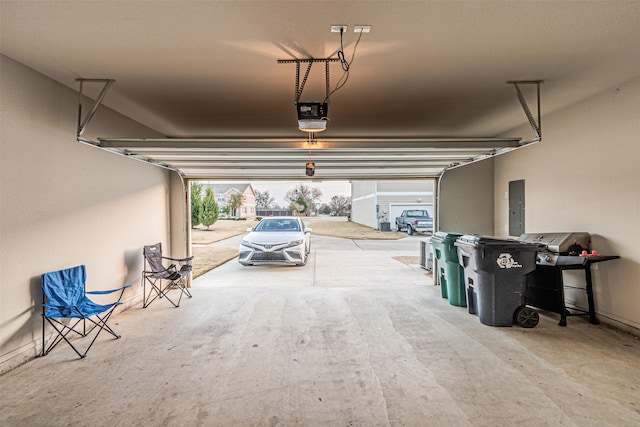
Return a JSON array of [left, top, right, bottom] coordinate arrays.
[[396, 222, 402, 231], [407, 225, 414, 235]]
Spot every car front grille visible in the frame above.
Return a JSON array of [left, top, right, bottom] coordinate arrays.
[[251, 252, 287, 261]]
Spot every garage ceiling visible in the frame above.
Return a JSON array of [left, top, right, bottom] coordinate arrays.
[[2, 1, 639, 179]]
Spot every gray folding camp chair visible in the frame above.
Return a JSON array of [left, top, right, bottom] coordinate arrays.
[[142, 243, 193, 308]]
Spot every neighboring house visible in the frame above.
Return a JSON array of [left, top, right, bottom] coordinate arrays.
[[202, 183, 256, 217], [351, 180, 435, 230]]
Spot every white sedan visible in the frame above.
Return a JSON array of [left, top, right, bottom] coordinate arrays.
[[238, 217, 312, 266]]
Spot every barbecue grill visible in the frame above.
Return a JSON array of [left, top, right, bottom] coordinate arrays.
[[519, 232, 619, 326]]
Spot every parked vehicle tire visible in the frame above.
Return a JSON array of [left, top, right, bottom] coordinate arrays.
[[407, 225, 414, 235], [396, 222, 402, 231]]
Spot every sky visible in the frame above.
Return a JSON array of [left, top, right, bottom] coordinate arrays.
[[249, 180, 351, 206]]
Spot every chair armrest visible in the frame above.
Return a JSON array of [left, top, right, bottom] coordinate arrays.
[[163, 256, 194, 262], [86, 284, 132, 295], [42, 303, 73, 317], [143, 269, 165, 278], [42, 303, 68, 309]]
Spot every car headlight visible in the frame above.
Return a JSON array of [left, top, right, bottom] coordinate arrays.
[[286, 239, 303, 248], [241, 239, 253, 248]]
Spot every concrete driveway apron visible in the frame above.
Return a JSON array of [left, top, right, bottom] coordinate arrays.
[[194, 234, 432, 288]]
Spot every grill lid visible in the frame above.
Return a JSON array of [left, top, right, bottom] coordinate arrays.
[[518, 232, 590, 254]]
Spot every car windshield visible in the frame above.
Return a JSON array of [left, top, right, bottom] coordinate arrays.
[[254, 218, 301, 232], [407, 210, 430, 217]]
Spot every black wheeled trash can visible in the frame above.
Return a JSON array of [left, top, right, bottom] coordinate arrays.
[[454, 235, 542, 327], [431, 232, 466, 306]]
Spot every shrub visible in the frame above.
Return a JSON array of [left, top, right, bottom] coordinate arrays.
[[190, 182, 203, 227], [200, 187, 219, 229]]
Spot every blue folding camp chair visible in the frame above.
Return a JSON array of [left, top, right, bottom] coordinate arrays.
[[41, 265, 131, 358], [142, 243, 193, 308]]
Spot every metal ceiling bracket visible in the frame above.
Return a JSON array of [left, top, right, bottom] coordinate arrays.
[[507, 80, 543, 140], [76, 78, 115, 137], [278, 58, 340, 103]]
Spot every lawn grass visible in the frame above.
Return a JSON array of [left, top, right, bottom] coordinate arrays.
[[191, 246, 239, 278], [308, 219, 404, 240], [192, 219, 259, 244]]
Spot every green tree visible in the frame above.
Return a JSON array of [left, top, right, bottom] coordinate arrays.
[[227, 192, 244, 217], [190, 182, 203, 227], [285, 184, 322, 216], [290, 201, 305, 215], [289, 195, 307, 215], [199, 187, 219, 229]]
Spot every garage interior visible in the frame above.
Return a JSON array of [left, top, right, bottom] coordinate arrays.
[[1, 1, 639, 425]]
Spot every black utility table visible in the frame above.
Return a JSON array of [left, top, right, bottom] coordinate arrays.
[[525, 255, 619, 326]]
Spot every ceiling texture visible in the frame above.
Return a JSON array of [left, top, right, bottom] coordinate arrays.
[[2, 1, 639, 180]]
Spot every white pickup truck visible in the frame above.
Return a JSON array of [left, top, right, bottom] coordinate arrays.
[[395, 209, 434, 235]]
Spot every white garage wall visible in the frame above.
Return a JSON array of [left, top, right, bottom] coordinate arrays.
[[494, 76, 640, 331], [351, 181, 377, 228], [0, 55, 173, 371], [439, 159, 495, 235]]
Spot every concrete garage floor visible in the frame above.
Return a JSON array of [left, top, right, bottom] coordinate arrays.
[[1, 236, 639, 426]]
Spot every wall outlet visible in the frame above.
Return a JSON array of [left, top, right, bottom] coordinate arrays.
[[331, 25, 348, 33]]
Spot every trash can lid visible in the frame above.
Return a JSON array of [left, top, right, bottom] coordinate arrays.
[[455, 234, 544, 250], [432, 231, 463, 242]]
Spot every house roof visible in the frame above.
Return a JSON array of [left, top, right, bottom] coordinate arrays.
[[204, 183, 253, 197]]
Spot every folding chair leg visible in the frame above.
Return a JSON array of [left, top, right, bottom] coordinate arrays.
[[43, 318, 87, 358], [143, 276, 181, 308], [171, 276, 192, 302], [143, 276, 177, 307], [42, 317, 86, 355], [79, 306, 120, 357], [42, 306, 121, 359], [143, 280, 162, 308], [183, 285, 193, 298]]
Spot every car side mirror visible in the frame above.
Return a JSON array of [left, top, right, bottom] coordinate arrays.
[[246, 227, 253, 232], [305, 227, 312, 233]]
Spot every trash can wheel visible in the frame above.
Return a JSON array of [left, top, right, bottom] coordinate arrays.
[[514, 306, 539, 328]]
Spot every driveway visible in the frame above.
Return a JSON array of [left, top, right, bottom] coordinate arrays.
[[194, 234, 433, 288]]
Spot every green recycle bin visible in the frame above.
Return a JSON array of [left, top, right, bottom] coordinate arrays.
[[430, 231, 466, 307]]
